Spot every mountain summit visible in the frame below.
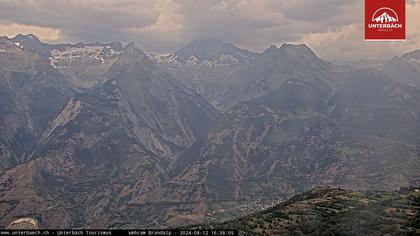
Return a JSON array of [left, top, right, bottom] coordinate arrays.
[[1, 35, 420, 230], [384, 49, 420, 88], [175, 39, 258, 64], [0, 36, 219, 228], [277, 43, 321, 61]]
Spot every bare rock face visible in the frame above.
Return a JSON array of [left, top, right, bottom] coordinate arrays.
[[156, 42, 350, 112], [208, 43, 347, 111], [153, 39, 258, 111], [0, 37, 218, 228], [384, 50, 420, 88], [7, 218, 40, 229], [0, 40, 75, 175], [41, 98, 81, 139], [1, 35, 420, 229], [49, 42, 123, 89], [138, 69, 420, 227]]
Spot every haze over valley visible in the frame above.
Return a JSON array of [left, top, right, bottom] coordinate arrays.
[[0, 33, 419, 233]]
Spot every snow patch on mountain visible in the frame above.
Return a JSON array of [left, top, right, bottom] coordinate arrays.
[[14, 42, 23, 49], [410, 58, 420, 64], [152, 53, 246, 68], [49, 45, 122, 68]]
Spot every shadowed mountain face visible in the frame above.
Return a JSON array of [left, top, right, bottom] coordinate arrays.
[[212, 43, 345, 111], [1, 35, 420, 229], [384, 50, 420, 88], [48, 41, 124, 89], [1, 34, 125, 90], [174, 39, 258, 65], [155, 41, 349, 112], [0, 55, 76, 174], [0, 35, 218, 228], [137, 69, 420, 214], [152, 39, 259, 111]]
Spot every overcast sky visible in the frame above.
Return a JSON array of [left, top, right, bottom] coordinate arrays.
[[0, 0, 419, 60]]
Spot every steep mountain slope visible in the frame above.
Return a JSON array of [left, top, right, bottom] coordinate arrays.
[[334, 58, 386, 69], [384, 50, 420, 88], [156, 39, 258, 66], [2, 34, 420, 230], [7, 34, 51, 60], [0, 42, 218, 228], [157, 41, 348, 112], [213, 43, 349, 111], [153, 39, 258, 110], [137, 68, 420, 220], [49, 41, 124, 89], [0, 37, 76, 174], [1, 34, 125, 90], [195, 187, 420, 236], [0, 35, 48, 71]]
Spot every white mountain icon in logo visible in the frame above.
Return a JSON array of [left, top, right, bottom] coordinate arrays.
[[372, 7, 399, 23], [373, 12, 397, 23]]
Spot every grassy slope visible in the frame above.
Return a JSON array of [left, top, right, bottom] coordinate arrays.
[[191, 187, 420, 236]]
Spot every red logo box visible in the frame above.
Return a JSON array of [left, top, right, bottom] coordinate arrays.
[[365, 0, 405, 41]]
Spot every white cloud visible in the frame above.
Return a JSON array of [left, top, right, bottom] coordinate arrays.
[[0, 23, 60, 41], [0, 0, 419, 59], [293, 1, 420, 60]]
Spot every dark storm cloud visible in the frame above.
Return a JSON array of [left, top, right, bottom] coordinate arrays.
[[0, 1, 154, 28], [0, 0, 159, 42], [275, 0, 357, 22], [0, 0, 419, 60]]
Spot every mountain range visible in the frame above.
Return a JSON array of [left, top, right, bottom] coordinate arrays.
[[0, 34, 419, 230]]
